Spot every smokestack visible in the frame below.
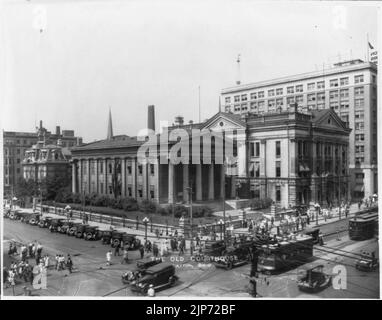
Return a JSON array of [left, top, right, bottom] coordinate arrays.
[[56, 126, 61, 136], [148, 105, 155, 132]]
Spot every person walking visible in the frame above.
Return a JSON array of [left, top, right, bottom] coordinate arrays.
[[114, 244, 120, 256], [147, 284, 155, 297], [122, 248, 129, 264], [139, 245, 145, 259], [106, 250, 112, 266], [153, 243, 159, 258], [66, 255, 73, 274]]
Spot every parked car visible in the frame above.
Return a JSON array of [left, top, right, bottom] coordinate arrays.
[[84, 225, 100, 240], [68, 223, 83, 236], [75, 224, 89, 238], [124, 234, 141, 250], [38, 217, 53, 228], [131, 262, 178, 294], [49, 219, 66, 232], [26, 213, 41, 226], [59, 221, 75, 234], [99, 230, 113, 244], [297, 265, 332, 293], [355, 250, 379, 272]]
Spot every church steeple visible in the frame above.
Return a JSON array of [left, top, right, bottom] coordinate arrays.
[[107, 108, 113, 140]]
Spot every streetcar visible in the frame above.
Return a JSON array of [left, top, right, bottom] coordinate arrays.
[[257, 234, 314, 274], [349, 212, 378, 241]]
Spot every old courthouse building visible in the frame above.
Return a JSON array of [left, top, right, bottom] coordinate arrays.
[[70, 104, 351, 208]]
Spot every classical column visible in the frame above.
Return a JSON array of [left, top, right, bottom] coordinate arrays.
[[237, 141, 247, 177], [87, 158, 91, 193], [95, 159, 99, 194], [104, 158, 108, 195], [220, 164, 225, 199], [231, 175, 236, 198], [310, 141, 318, 203], [183, 164, 189, 203], [196, 164, 202, 201], [289, 139, 298, 178], [260, 140, 267, 177], [208, 163, 215, 200], [121, 158, 126, 197], [131, 158, 137, 198], [78, 159, 82, 194], [72, 161, 77, 193], [168, 163, 175, 204]]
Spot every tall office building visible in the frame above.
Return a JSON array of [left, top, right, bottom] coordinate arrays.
[[221, 59, 378, 200]]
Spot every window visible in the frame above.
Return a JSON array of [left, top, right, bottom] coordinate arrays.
[[276, 88, 283, 95], [254, 162, 260, 177], [355, 173, 364, 179], [138, 165, 143, 175], [340, 89, 349, 99], [16, 149, 20, 154], [138, 189, 143, 198], [99, 162, 103, 174], [317, 92, 325, 101], [330, 79, 339, 87], [340, 102, 349, 109], [258, 91, 264, 98], [276, 141, 281, 157], [100, 183, 104, 194], [250, 92, 257, 100], [127, 164, 132, 174], [16, 168, 20, 174], [234, 95, 240, 102], [225, 97, 231, 104], [276, 186, 281, 202], [268, 99, 276, 112], [150, 164, 155, 175], [128, 186, 132, 197], [109, 186, 113, 194], [296, 85, 303, 92], [275, 161, 281, 177], [340, 114, 349, 126], [340, 77, 349, 86], [250, 102, 257, 110], [308, 83, 315, 91], [355, 145, 365, 153], [355, 122, 364, 130], [225, 106, 231, 113], [330, 101, 339, 110], [150, 189, 155, 199], [355, 134, 365, 141], [268, 89, 275, 97], [354, 87, 364, 95], [355, 111, 364, 119], [287, 86, 294, 94], [255, 142, 260, 157], [308, 94, 316, 102], [317, 81, 325, 89], [287, 96, 295, 105], [355, 157, 364, 164], [241, 94, 247, 101], [276, 98, 283, 108], [234, 105, 240, 112], [241, 104, 248, 111], [329, 90, 339, 100], [296, 95, 303, 106], [258, 101, 265, 113], [108, 163, 112, 174], [355, 98, 364, 109], [354, 75, 364, 84], [372, 75, 376, 83], [250, 143, 255, 157]]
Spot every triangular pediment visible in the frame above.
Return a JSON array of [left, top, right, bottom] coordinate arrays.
[[312, 109, 348, 130], [202, 112, 246, 131]]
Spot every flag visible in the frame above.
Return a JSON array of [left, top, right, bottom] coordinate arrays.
[[368, 42, 374, 50]]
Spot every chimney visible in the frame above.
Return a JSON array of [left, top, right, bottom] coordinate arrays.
[[148, 105, 155, 132], [174, 116, 184, 126], [39, 120, 43, 129], [56, 126, 61, 136]]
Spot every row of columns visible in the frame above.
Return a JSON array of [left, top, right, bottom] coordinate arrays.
[[168, 163, 226, 204]]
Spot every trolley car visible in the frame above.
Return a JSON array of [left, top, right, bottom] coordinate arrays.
[[257, 234, 314, 273], [349, 212, 378, 241]]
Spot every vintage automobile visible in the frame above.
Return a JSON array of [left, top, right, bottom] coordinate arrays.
[[84, 225, 100, 240], [355, 250, 379, 272], [58, 221, 75, 234], [49, 218, 66, 232], [110, 231, 141, 249], [304, 228, 323, 245], [213, 241, 254, 270], [123, 234, 141, 250], [201, 240, 226, 258], [99, 230, 113, 244], [121, 258, 163, 284], [25, 213, 41, 226], [11, 210, 28, 221], [4, 208, 11, 218], [38, 216, 53, 228], [68, 223, 83, 236], [297, 265, 332, 293], [75, 224, 89, 238], [130, 262, 178, 294]]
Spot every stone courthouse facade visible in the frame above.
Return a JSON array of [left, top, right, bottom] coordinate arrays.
[[70, 105, 351, 208]]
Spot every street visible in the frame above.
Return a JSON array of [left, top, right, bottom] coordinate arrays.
[[3, 217, 379, 298]]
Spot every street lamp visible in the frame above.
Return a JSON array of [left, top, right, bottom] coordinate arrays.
[[219, 219, 224, 240], [186, 182, 194, 255], [143, 217, 149, 242]]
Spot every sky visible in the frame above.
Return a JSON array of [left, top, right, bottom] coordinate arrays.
[[0, 0, 380, 143]]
